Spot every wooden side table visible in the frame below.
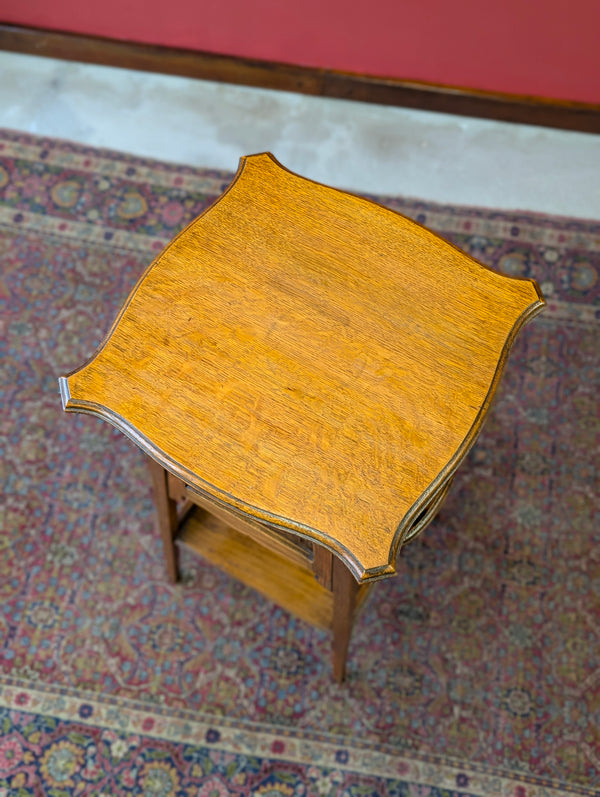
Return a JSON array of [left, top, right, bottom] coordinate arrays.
[[59, 154, 545, 680]]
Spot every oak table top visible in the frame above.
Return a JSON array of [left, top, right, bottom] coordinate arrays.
[[60, 153, 544, 582]]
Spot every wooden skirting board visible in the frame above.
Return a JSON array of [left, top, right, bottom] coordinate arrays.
[[1, 23, 598, 134]]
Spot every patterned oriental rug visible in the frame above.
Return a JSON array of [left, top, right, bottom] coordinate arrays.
[[0, 129, 598, 796]]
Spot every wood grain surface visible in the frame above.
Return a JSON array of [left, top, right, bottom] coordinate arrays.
[[179, 508, 335, 629], [60, 153, 544, 580]]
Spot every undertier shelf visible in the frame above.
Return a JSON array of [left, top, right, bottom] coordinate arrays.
[[178, 507, 335, 629]]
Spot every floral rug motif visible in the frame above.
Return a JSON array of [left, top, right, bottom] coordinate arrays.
[[0, 129, 598, 794], [0, 680, 593, 796]]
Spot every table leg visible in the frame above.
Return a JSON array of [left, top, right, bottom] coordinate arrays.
[[331, 556, 359, 683], [147, 457, 180, 583]]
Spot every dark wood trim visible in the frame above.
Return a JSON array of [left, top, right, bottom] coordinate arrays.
[[1, 23, 599, 134]]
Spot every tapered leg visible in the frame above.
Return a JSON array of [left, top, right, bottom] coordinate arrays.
[[331, 556, 359, 683], [147, 456, 180, 583]]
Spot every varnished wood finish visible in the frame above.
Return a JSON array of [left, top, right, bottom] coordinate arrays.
[[313, 545, 334, 591], [1, 24, 599, 133], [331, 556, 359, 682], [402, 477, 454, 543], [167, 471, 187, 503], [180, 508, 335, 629], [147, 456, 180, 583], [61, 155, 544, 678], [152, 456, 365, 679], [60, 152, 544, 581], [184, 483, 312, 569]]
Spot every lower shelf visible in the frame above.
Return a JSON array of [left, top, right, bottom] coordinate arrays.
[[179, 507, 335, 629]]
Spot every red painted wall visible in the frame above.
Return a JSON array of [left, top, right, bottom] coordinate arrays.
[[2, 0, 599, 104]]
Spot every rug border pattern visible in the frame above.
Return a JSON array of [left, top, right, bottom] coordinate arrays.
[[0, 677, 594, 797]]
